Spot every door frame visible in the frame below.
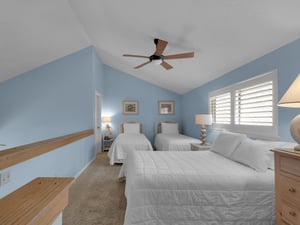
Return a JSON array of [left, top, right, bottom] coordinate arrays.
[[94, 91, 102, 153]]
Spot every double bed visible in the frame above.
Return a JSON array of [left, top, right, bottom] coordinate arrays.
[[154, 121, 201, 150], [119, 131, 286, 225], [107, 121, 153, 165]]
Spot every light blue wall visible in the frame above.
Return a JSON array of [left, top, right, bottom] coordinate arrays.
[[92, 48, 105, 92], [182, 38, 300, 143], [103, 65, 182, 144], [0, 46, 105, 197]]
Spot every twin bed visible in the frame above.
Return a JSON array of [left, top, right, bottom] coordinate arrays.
[[154, 121, 200, 151], [108, 121, 201, 165], [108, 121, 153, 165], [119, 131, 295, 225]]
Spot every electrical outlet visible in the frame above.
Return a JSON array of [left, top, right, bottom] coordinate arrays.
[[0, 171, 10, 186]]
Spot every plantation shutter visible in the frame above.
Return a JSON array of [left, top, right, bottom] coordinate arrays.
[[210, 92, 231, 124], [234, 81, 273, 126]]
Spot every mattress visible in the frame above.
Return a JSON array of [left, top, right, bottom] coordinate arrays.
[[107, 133, 153, 165], [154, 133, 200, 150], [120, 151, 275, 225]]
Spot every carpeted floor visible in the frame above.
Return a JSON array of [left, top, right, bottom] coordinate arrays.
[[63, 152, 126, 225]]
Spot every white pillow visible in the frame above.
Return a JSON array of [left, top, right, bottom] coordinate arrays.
[[123, 123, 140, 134], [161, 123, 179, 134], [231, 138, 271, 172], [231, 139, 295, 172], [210, 131, 246, 158], [255, 140, 296, 170]]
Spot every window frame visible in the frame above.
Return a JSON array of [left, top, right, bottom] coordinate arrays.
[[209, 70, 278, 140]]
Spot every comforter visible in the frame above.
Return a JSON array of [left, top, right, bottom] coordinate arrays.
[[119, 150, 275, 225], [154, 133, 201, 150], [108, 133, 153, 165]]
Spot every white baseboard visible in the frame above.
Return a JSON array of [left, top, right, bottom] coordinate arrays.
[[74, 156, 95, 179]]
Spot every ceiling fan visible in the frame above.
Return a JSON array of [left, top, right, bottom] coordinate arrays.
[[123, 38, 194, 70]]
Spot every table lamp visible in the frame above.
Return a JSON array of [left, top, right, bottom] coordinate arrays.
[[278, 74, 300, 150], [195, 114, 212, 145], [102, 117, 112, 135]]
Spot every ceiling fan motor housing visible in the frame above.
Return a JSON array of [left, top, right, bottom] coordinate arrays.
[[150, 54, 164, 61]]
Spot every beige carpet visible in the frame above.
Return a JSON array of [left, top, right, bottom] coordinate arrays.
[[63, 152, 126, 225]]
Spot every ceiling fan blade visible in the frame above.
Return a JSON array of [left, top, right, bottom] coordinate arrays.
[[164, 52, 194, 60], [154, 39, 168, 56], [134, 61, 151, 69], [123, 54, 149, 59], [160, 61, 173, 70]]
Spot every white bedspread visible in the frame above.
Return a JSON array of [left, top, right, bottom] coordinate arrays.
[[108, 133, 153, 165], [154, 133, 200, 150], [120, 151, 275, 225]]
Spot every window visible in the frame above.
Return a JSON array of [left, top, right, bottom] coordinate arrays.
[[235, 81, 273, 126], [209, 70, 278, 139]]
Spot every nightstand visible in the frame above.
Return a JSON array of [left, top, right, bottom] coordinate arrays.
[[272, 149, 300, 225], [102, 136, 113, 151], [191, 143, 211, 151]]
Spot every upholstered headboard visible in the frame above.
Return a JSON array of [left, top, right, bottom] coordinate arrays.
[[155, 121, 180, 134], [119, 121, 143, 133]]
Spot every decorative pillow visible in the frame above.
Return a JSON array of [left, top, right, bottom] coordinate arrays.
[[210, 131, 247, 158], [123, 123, 140, 134], [161, 123, 179, 134], [231, 139, 295, 172]]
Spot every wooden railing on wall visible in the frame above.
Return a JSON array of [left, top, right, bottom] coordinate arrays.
[[0, 177, 74, 225], [0, 129, 94, 170]]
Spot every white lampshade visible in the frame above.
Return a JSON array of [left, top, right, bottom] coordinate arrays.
[[102, 117, 111, 123], [195, 114, 212, 125], [278, 74, 300, 107], [278, 74, 300, 151]]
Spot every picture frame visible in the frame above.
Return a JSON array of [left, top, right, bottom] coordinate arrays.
[[122, 100, 139, 115], [158, 100, 175, 115]]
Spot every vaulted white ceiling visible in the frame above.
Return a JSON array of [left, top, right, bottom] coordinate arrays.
[[1, 0, 300, 94]]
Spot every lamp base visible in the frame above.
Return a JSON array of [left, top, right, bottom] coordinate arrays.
[[290, 114, 300, 151], [200, 125, 207, 145], [294, 145, 300, 151]]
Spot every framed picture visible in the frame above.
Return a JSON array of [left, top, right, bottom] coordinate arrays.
[[122, 100, 138, 115], [158, 100, 175, 115]]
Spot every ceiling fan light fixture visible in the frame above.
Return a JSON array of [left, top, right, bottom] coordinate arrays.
[[150, 54, 163, 65], [151, 58, 163, 65]]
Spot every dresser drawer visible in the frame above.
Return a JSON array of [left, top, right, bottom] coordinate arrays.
[[279, 175, 300, 205], [281, 202, 300, 225], [280, 156, 300, 177]]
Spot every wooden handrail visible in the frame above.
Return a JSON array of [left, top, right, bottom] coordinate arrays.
[[0, 129, 94, 170], [0, 177, 73, 225]]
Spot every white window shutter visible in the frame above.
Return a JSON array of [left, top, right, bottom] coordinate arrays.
[[210, 92, 231, 124], [208, 70, 278, 139], [235, 81, 273, 126]]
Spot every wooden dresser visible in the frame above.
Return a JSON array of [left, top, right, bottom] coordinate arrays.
[[273, 149, 300, 225]]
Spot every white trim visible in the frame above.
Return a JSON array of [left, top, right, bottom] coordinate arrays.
[[209, 70, 278, 140], [74, 156, 95, 179], [94, 91, 102, 153], [52, 213, 62, 225]]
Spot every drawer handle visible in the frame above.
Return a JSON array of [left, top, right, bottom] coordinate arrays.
[[288, 187, 296, 193], [289, 211, 296, 217]]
